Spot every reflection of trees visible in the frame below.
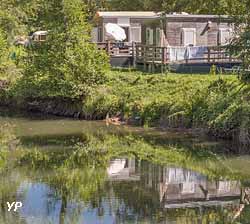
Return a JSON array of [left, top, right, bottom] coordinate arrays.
[[17, 141, 109, 224], [1, 126, 250, 223], [232, 185, 250, 223], [0, 169, 27, 224], [111, 181, 161, 222], [161, 206, 238, 224], [90, 134, 245, 181]]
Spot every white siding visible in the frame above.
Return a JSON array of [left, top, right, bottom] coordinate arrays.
[[117, 17, 130, 26]]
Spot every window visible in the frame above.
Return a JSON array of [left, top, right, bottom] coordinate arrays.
[[130, 26, 141, 43], [219, 28, 232, 45], [34, 34, 46, 42], [182, 28, 196, 46], [39, 35, 46, 41], [146, 28, 154, 45]]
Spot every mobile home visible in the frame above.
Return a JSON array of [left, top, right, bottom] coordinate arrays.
[[137, 13, 239, 73], [92, 11, 157, 44], [141, 13, 233, 47]]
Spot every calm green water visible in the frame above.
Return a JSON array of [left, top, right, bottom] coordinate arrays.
[[0, 110, 250, 224]]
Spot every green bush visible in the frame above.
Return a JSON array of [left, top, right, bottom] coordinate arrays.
[[11, 0, 109, 99], [87, 71, 250, 143]]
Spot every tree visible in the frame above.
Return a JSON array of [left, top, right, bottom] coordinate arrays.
[[143, 0, 246, 14], [0, 0, 44, 80], [0, 9, 17, 80], [228, 0, 250, 83], [106, 0, 144, 11], [83, 0, 107, 20], [18, 0, 109, 99], [103, 0, 246, 15]]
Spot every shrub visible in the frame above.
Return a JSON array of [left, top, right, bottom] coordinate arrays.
[[13, 0, 109, 99]]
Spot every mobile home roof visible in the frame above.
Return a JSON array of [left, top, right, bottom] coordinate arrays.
[[164, 14, 229, 19], [97, 11, 229, 19], [97, 11, 157, 18]]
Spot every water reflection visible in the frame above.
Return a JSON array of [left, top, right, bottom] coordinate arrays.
[[0, 112, 250, 223], [107, 159, 140, 181], [108, 159, 250, 223], [142, 165, 240, 203], [1, 159, 249, 224]]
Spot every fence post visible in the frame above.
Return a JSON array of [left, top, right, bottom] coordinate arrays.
[[229, 50, 232, 63], [207, 48, 211, 63], [143, 46, 147, 72], [152, 47, 155, 73], [136, 45, 139, 63], [161, 47, 167, 73], [107, 41, 111, 56], [132, 42, 136, 68]]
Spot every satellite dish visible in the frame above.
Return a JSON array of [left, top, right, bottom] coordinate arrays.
[[105, 23, 126, 41]]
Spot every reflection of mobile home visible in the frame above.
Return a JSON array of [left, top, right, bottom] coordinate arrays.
[[142, 165, 241, 206], [107, 158, 140, 181]]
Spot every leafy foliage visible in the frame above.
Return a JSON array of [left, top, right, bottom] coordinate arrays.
[[18, 0, 108, 99], [84, 71, 250, 145], [104, 0, 247, 15], [228, 1, 250, 83], [0, 119, 249, 222]]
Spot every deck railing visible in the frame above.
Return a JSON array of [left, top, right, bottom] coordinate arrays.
[[136, 45, 168, 65], [135, 44, 240, 65], [94, 42, 240, 71], [95, 42, 135, 57]]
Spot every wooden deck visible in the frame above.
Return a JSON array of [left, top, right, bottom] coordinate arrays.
[[135, 44, 241, 72], [96, 42, 135, 67], [95, 42, 241, 72]]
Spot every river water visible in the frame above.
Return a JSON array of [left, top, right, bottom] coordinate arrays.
[[0, 110, 249, 224]]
